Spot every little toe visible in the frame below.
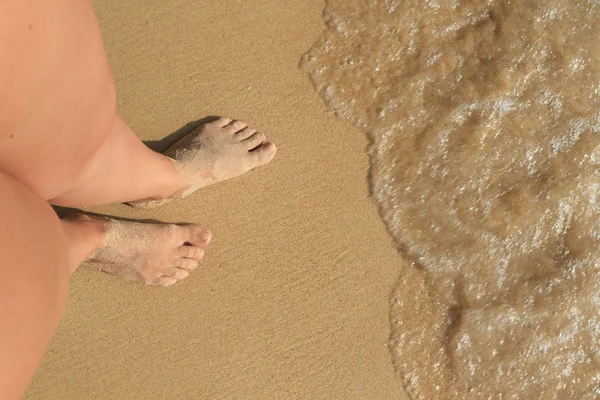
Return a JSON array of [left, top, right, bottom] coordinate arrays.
[[151, 276, 178, 287], [215, 117, 232, 127], [249, 141, 277, 165], [224, 120, 248, 134], [177, 245, 204, 260], [236, 127, 257, 140], [185, 225, 212, 246], [178, 258, 199, 270]]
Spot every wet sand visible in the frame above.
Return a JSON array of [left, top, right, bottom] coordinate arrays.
[[24, 0, 408, 399]]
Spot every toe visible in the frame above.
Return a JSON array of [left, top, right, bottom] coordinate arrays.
[[236, 127, 256, 140], [243, 132, 267, 150], [178, 258, 199, 270], [224, 120, 248, 134], [185, 225, 212, 246], [151, 276, 178, 286], [249, 141, 277, 165], [165, 268, 190, 280], [177, 245, 204, 260]]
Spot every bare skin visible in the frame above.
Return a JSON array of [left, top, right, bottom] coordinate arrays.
[[0, 0, 277, 397], [130, 117, 276, 208], [0, 171, 71, 400], [65, 116, 276, 285], [60, 116, 275, 286], [81, 215, 212, 286]]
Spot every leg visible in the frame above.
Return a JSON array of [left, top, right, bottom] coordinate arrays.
[[0, 168, 210, 398], [0, 171, 72, 400], [50, 114, 277, 208], [49, 115, 189, 207], [0, 0, 276, 209], [0, 0, 117, 200]]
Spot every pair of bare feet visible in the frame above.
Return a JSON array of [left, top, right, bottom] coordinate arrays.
[[71, 118, 276, 286]]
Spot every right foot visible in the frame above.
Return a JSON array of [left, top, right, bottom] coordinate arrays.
[[130, 117, 277, 208], [85, 217, 211, 286]]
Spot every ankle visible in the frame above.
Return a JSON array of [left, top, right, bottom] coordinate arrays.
[[148, 155, 191, 201], [61, 215, 106, 272]]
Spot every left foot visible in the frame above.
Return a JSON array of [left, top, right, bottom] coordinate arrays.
[[129, 117, 277, 208], [83, 216, 211, 286]]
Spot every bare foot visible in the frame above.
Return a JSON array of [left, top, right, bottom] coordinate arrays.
[[85, 217, 211, 286], [130, 118, 277, 208]]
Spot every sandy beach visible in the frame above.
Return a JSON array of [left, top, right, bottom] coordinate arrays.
[[24, 0, 409, 399]]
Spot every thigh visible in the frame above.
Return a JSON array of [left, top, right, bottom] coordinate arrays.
[[0, 170, 71, 400], [0, 0, 116, 200]]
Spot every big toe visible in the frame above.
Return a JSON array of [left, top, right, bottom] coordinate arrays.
[[249, 141, 277, 166], [184, 224, 212, 246]]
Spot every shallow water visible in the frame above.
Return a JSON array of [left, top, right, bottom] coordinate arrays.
[[303, 1, 600, 398]]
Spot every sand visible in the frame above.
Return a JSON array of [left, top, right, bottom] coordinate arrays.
[[23, 0, 409, 399]]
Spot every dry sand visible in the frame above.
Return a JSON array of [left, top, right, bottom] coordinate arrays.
[[24, 1, 410, 399]]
